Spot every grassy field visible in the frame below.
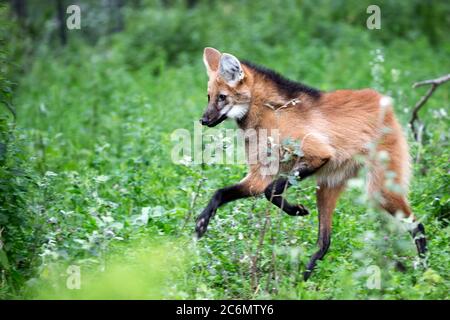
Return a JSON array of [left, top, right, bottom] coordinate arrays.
[[1, 1, 449, 299]]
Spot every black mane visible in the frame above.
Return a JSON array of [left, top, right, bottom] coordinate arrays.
[[241, 60, 321, 99]]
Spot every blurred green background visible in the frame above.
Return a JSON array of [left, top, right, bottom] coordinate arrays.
[[0, 0, 449, 299]]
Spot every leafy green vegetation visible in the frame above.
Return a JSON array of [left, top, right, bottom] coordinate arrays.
[[0, 0, 449, 299]]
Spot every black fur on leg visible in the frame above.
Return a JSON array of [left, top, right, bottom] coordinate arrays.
[[195, 184, 251, 238], [303, 233, 331, 281], [264, 177, 309, 216], [411, 222, 427, 258]]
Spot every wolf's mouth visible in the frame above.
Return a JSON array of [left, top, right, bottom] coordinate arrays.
[[203, 113, 228, 127]]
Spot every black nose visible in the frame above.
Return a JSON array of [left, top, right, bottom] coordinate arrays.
[[200, 117, 208, 125]]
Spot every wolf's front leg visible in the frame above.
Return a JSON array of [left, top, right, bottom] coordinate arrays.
[[195, 184, 252, 238], [264, 177, 310, 216], [195, 169, 272, 238]]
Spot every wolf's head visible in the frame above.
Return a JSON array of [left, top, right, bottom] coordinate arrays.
[[199, 47, 251, 127]]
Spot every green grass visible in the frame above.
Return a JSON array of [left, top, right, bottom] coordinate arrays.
[[26, 237, 191, 299], [1, 0, 449, 299]]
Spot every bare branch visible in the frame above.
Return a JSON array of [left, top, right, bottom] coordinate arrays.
[[181, 178, 205, 232], [412, 74, 450, 88], [409, 73, 450, 141]]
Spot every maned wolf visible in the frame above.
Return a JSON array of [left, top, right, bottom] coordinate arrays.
[[196, 47, 427, 280]]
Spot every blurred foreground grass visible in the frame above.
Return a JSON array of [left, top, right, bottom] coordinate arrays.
[[27, 237, 192, 299]]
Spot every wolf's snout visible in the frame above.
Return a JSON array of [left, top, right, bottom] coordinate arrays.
[[200, 116, 209, 125]]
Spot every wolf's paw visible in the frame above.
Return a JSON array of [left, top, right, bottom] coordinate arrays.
[[195, 214, 210, 239], [286, 204, 309, 216]]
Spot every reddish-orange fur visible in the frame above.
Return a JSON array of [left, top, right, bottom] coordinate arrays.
[[197, 47, 426, 279], [231, 67, 412, 216]]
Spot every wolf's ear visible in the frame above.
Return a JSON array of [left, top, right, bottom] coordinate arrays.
[[219, 53, 244, 86], [203, 47, 221, 76]]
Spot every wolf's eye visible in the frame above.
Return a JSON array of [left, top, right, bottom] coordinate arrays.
[[207, 94, 210, 102], [218, 94, 227, 102]]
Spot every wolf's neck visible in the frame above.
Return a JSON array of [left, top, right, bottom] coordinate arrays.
[[241, 61, 321, 100], [237, 64, 321, 130], [235, 75, 297, 130]]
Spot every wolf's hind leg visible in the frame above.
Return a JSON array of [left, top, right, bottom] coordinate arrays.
[[379, 189, 427, 258]]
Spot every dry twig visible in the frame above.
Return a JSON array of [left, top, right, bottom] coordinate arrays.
[[409, 74, 450, 141]]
